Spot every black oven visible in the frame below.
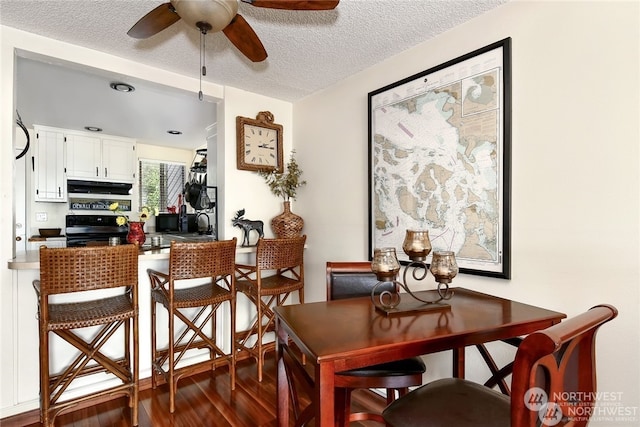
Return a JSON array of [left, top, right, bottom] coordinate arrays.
[[65, 215, 128, 247]]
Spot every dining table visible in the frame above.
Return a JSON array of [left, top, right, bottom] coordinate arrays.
[[274, 287, 566, 427]]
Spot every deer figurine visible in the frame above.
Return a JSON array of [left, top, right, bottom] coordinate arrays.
[[232, 209, 264, 247]]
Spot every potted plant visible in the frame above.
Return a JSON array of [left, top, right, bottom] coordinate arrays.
[[259, 150, 307, 237]]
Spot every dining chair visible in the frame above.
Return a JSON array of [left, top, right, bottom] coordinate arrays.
[[326, 261, 427, 426], [147, 238, 237, 413], [235, 235, 306, 381], [382, 304, 618, 427], [33, 244, 139, 427]]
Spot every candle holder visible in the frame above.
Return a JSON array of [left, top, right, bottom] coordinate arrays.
[[402, 229, 432, 261], [371, 230, 458, 316], [371, 247, 401, 280]]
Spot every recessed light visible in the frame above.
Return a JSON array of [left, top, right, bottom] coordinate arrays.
[[167, 130, 182, 135], [110, 82, 135, 93], [84, 126, 102, 132]]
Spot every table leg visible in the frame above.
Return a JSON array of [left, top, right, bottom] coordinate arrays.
[[276, 321, 289, 427], [453, 347, 465, 378], [316, 362, 336, 427], [334, 387, 347, 427]]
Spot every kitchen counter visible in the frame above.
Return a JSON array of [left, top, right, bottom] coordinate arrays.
[[8, 240, 257, 270], [27, 235, 66, 241]]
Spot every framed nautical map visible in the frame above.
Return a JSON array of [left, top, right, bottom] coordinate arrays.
[[368, 38, 511, 279]]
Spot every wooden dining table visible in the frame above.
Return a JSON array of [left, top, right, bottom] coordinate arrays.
[[274, 287, 566, 427]]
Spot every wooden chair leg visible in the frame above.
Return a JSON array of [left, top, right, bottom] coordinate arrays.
[[132, 309, 139, 426], [229, 298, 236, 391], [168, 307, 176, 413], [395, 387, 410, 399], [385, 389, 393, 405], [255, 294, 280, 382], [40, 329, 50, 426], [151, 299, 158, 390], [297, 289, 306, 366], [257, 296, 264, 382]]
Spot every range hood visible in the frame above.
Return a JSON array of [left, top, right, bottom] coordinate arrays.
[[67, 180, 132, 195]]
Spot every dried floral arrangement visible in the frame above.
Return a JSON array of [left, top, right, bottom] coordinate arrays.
[[259, 150, 306, 201]]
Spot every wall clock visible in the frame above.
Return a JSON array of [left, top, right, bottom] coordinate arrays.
[[236, 111, 283, 173]]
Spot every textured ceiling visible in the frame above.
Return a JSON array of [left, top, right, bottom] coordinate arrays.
[[2, 0, 507, 148]]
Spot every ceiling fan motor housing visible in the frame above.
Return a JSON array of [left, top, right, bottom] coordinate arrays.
[[172, 0, 238, 32]]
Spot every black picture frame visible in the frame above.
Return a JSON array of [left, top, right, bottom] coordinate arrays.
[[368, 38, 511, 279]]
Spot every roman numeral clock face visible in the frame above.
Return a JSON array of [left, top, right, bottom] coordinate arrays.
[[236, 113, 283, 173], [244, 124, 276, 166]]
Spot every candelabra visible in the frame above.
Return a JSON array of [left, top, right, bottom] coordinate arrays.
[[371, 230, 458, 315]]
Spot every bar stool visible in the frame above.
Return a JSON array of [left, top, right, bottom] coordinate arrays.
[[33, 244, 139, 427], [147, 238, 237, 413], [235, 235, 306, 381]]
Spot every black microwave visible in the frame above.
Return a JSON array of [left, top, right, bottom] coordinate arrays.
[[156, 213, 197, 232]]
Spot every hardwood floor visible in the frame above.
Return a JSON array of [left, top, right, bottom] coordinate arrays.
[[2, 353, 385, 427]]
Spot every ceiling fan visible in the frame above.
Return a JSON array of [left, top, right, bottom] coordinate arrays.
[[128, 0, 340, 62]]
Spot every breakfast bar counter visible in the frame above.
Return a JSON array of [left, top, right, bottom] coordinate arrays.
[[8, 242, 257, 270]]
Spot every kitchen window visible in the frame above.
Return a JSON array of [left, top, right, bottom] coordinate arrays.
[[139, 160, 186, 211]]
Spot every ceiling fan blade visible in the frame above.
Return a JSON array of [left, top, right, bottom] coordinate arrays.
[[242, 0, 339, 10], [127, 3, 181, 39], [222, 14, 268, 62]]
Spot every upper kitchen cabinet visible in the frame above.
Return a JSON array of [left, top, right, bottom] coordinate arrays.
[[66, 132, 136, 182], [33, 126, 66, 202], [101, 138, 137, 182], [65, 133, 100, 179]]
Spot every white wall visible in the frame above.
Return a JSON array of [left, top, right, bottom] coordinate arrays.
[[294, 0, 639, 424], [137, 142, 195, 167], [219, 86, 294, 242]]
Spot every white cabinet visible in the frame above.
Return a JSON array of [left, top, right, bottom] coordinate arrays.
[[66, 133, 136, 182], [13, 269, 41, 404], [102, 138, 137, 182], [33, 127, 66, 202], [65, 133, 101, 179]]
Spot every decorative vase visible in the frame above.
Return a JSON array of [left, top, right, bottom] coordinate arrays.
[[271, 201, 304, 238], [127, 221, 146, 246]]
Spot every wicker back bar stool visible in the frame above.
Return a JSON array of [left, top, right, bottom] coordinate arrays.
[[235, 235, 306, 381], [147, 238, 237, 413], [33, 244, 139, 427]]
